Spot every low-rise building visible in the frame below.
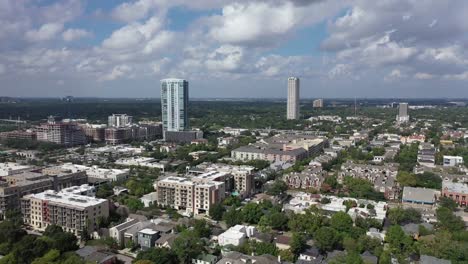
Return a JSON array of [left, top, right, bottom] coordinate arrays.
[[141, 192, 158, 207], [0, 162, 32, 176], [137, 228, 159, 250], [44, 163, 129, 182], [442, 181, 468, 206], [418, 143, 437, 167], [283, 165, 326, 190], [216, 252, 279, 264], [109, 218, 140, 246], [443, 156, 464, 167], [402, 187, 440, 206], [218, 225, 256, 247], [115, 157, 167, 171], [340, 161, 399, 200], [21, 190, 109, 236], [217, 137, 239, 147]]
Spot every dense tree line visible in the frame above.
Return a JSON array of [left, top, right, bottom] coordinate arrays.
[[0, 216, 84, 264]]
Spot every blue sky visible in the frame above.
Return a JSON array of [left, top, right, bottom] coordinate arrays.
[[1, 0, 468, 98]]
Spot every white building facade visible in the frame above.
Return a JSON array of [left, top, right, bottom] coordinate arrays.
[[287, 77, 300, 120]]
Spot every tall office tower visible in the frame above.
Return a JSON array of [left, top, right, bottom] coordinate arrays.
[[396, 103, 410, 123], [161, 79, 189, 132], [313, 99, 324, 108], [108, 114, 133, 127], [287, 77, 300, 120]]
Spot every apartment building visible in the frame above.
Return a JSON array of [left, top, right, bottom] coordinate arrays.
[[155, 176, 225, 215], [0, 170, 87, 217], [340, 161, 400, 200], [189, 164, 255, 198], [313, 99, 324, 108], [79, 124, 106, 142], [36, 121, 86, 146], [231, 134, 327, 163], [417, 143, 437, 167], [0, 130, 37, 141], [108, 114, 133, 127], [21, 190, 109, 236]]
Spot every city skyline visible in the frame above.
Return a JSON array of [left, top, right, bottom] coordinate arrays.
[[0, 1, 468, 98]]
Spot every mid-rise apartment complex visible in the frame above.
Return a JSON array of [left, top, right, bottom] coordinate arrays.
[[36, 119, 86, 146], [104, 123, 162, 145], [188, 163, 255, 198], [79, 124, 106, 142], [313, 99, 324, 108], [231, 134, 327, 163], [287, 77, 300, 120], [0, 170, 87, 217], [155, 175, 225, 215], [108, 114, 133, 127], [0, 130, 37, 141], [21, 190, 109, 236], [161, 78, 189, 132]]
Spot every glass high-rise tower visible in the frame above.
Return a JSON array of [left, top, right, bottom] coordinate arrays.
[[161, 78, 189, 131]]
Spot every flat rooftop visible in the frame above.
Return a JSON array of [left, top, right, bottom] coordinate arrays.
[[443, 181, 468, 193], [27, 190, 107, 207]]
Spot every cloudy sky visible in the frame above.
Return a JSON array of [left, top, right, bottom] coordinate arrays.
[[1, 0, 467, 98]]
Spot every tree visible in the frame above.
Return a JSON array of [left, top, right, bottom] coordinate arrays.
[[223, 196, 241, 207], [279, 250, 295, 262], [125, 197, 144, 212], [315, 227, 339, 252], [95, 184, 113, 199], [241, 203, 264, 224], [288, 208, 326, 236], [135, 247, 176, 264], [387, 207, 421, 225], [330, 211, 353, 233], [386, 225, 413, 256], [192, 219, 211, 238], [223, 207, 242, 227], [436, 207, 465, 232], [289, 233, 306, 256], [258, 211, 289, 231], [209, 203, 225, 220], [266, 180, 288, 196], [439, 197, 458, 211], [172, 230, 205, 264], [379, 250, 392, 264], [31, 250, 60, 264]]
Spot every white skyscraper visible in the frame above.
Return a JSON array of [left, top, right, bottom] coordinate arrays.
[[161, 78, 189, 132], [396, 102, 410, 123], [287, 77, 300, 120]]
